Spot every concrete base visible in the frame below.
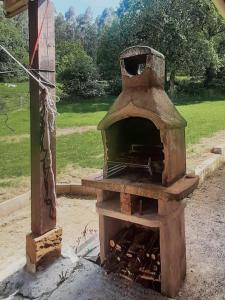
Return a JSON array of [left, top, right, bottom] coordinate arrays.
[[0, 249, 78, 299], [0, 257, 166, 300], [26, 227, 62, 273]]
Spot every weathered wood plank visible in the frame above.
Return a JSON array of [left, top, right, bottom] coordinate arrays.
[[26, 227, 62, 273], [29, 0, 56, 235], [3, 0, 27, 17]]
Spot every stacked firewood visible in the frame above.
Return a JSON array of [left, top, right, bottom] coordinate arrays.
[[103, 225, 161, 288]]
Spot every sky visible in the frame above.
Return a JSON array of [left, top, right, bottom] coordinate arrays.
[[53, 0, 121, 17]]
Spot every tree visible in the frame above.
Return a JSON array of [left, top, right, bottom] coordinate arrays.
[[98, 0, 225, 93], [97, 19, 122, 80], [117, 0, 132, 17], [65, 6, 76, 24], [76, 8, 98, 59], [55, 8, 98, 61], [0, 5, 28, 81], [57, 41, 104, 98], [81, 23, 98, 60], [97, 8, 115, 30], [77, 7, 93, 33]]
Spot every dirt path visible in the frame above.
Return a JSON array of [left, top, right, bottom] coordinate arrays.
[[57, 125, 96, 136], [0, 125, 96, 143], [1, 165, 225, 299]]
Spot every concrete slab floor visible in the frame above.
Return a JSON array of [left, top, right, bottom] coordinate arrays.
[[0, 255, 167, 300], [1, 164, 225, 299]]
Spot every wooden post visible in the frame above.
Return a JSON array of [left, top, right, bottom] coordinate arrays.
[[26, 0, 61, 272], [28, 0, 56, 235]]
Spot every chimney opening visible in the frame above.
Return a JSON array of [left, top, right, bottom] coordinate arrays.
[[123, 54, 147, 76]]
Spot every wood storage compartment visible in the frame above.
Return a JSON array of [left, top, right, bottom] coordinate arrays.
[[96, 190, 188, 297], [104, 224, 161, 291], [82, 46, 199, 298]]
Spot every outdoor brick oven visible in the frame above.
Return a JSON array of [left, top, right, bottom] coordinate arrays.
[[82, 46, 199, 298]]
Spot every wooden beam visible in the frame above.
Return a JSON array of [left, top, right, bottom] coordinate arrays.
[[28, 0, 56, 235], [3, 0, 28, 18], [213, 0, 225, 18]]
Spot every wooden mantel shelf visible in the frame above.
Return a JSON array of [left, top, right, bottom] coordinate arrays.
[[82, 175, 199, 201]]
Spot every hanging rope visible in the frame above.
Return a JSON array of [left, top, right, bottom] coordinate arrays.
[[0, 44, 57, 219]]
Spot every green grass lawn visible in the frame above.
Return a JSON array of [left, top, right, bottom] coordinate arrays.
[[0, 82, 225, 184], [0, 82, 113, 136], [178, 101, 225, 145]]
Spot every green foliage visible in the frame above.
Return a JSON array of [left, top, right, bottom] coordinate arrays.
[[56, 7, 98, 61], [0, 17, 28, 81], [97, 8, 115, 30], [97, 0, 225, 93], [105, 78, 122, 96], [0, 4, 28, 81], [57, 41, 104, 98], [97, 20, 122, 81]]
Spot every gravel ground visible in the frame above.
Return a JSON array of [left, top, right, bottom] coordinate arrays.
[[177, 164, 225, 299], [1, 165, 225, 299]]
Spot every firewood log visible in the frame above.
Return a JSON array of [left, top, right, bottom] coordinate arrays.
[[120, 273, 135, 282], [139, 274, 155, 281], [151, 253, 156, 260], [109, 227, 130, 249], [145, 231, 159, 258], [139, 268, 157, 277], [110, 226, 136, 252], [127, 259, 140, 275], [152, 265, 158, 272], [104, 260, 126, 274], [127, 230, 150, 254], [126, 252, 133, 258], [109, 239, 116, 248]]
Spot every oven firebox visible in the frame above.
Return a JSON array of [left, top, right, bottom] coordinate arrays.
[[82, 46, 199, 298], [105, 117, 164, 183]]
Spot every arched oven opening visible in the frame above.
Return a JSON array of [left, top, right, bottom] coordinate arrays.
[[105, 117, 164, 183]]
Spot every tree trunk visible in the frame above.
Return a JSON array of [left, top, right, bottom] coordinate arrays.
[[204, 65, 215, 88], [169, 70, 176, 96]]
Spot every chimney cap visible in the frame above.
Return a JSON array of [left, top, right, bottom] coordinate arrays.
[[120, 46, 165, 60]]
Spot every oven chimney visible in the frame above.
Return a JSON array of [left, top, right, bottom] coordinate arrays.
[[98, 46, 187, 186]]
